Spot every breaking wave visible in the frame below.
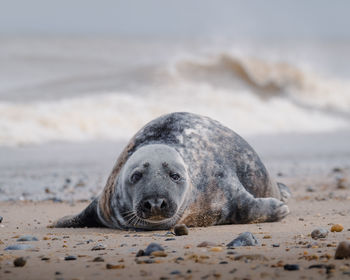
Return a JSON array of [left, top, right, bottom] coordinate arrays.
[[1, 52, 350, 146]]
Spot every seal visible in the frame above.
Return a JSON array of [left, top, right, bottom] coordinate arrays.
[[54, 112, 290, 230]]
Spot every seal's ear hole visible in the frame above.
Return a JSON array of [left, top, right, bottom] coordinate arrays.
[[169, 172, 181, 182], [130, 171, 143, 184]]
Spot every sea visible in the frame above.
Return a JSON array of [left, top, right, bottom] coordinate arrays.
[[1, 36, 350, 147]]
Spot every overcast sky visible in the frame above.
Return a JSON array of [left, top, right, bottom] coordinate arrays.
[[0, 0, 349, 38]]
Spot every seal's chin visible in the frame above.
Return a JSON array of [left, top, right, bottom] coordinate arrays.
[[141, 215, 176, 224]]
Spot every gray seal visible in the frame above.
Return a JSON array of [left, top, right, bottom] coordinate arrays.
[[54, 112, 290, 230]]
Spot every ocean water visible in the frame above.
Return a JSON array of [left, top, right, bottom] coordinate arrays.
[[1, 37, 350, 146]]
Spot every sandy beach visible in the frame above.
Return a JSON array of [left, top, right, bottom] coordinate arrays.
[[1, 132, 350, 280], [0, 174, 350, 280]]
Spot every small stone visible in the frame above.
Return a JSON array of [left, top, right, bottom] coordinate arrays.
[[55, 271, 62, 275], [272, 244, 280, 247], [170, 270, 181, 275], [174, 224, 189, 236], [306, 186, 315, 192], [41, 257, 50, 261], [93, 257, 104, 262], [311, 228, 329, 239], [284, 264, 300, 271], [91, 243, 106, 250], [197, 241, 217, 247], [210, 247, 223, 252], [64, 256, 77, 261], [227, 232, 258, 247], [331, 224, 344, 232], [106, 264, 125, 269], [219, 261, 228, 264], [136, 250, 144, 257], [13, 257, 26, 267], [309, 264, 335, 274], [17, 235, 39, 242], [144, 243, 164, 256], [5, 244, 33, 250], [263, 235, 272, 239], [335, 241, 350, 259], [165, 238, 176, 241], [227, 250, 236, 255], [151, 251, 167, 257], [337, 177, 348, 189], [0, 216, 3, 223], [234, 254, 269, 262], [333, 167, 343, 173]]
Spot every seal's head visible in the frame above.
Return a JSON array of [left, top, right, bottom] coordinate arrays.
[[117, 144, 190, 229]]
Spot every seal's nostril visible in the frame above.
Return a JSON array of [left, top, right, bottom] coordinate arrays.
[[143, 201, 152, 210], [160, 200, 167, 209]]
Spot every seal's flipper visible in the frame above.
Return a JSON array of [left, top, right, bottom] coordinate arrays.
[[225, 177, 289, 224], [277, 182, 291, 203], [53, 199, 104, 228]]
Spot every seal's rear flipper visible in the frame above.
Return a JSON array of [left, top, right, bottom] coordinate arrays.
[[277, 182, 291, 203], [53, 199, 104, 228]]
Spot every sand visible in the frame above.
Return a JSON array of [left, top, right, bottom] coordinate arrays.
[[1, 172, 350, 280], [1, 132, 350, 279]]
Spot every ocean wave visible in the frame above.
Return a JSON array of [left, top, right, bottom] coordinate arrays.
[[173, 53, 350, 113], [1, 50, 350, 146], [0, 83, 349, 146]]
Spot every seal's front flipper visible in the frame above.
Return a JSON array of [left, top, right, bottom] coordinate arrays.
[[53, 199, 104, 228], [229, 182, 290, 224]]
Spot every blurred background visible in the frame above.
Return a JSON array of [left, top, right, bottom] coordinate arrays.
[[0, 0, 349, 200]]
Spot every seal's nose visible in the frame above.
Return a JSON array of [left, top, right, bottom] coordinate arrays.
[[141, 197, 168, 217]]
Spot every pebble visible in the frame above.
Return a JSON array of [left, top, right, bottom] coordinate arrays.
[[197, 241, 217, 247], [337, 177, 348, 189], [0, 216, 3, 223], [234, 254, 268, 262], [311, 228, 329, 239], [174, 224, 189, 236], [5, 244, 33, 250], [106, 264, 125, 269], [165, 238, 176, 241], [284, 264, 300, 271], [331, 224, 344, 232], [151, 251, 167, 257], [93, 257, 105, 262], [64, 256, 77, 261], [144, 243, 164, 256], [136, 250, 145, 257], [170, 270, 181, 275], [13, 257, 26, 267], [306, 186, 315, 192], [91, 243, 106, 250], [17, 235, 39, 242], [335, 241, 350, 259], [272, 244, 280, 247], [227, 232, 258, 247], [309, 264, 335, 274]]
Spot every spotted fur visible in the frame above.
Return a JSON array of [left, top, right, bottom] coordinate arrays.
[[54, 112, 290, 229]]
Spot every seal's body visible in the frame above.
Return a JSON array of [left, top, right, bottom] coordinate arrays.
[[55, 112, 290, 230]]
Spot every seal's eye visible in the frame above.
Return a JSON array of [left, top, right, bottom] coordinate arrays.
[[169, 172, 181, 182], [130, 172, 143, 184]]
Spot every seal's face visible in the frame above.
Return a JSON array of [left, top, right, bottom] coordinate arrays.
[[119, 144, 189, 229]]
